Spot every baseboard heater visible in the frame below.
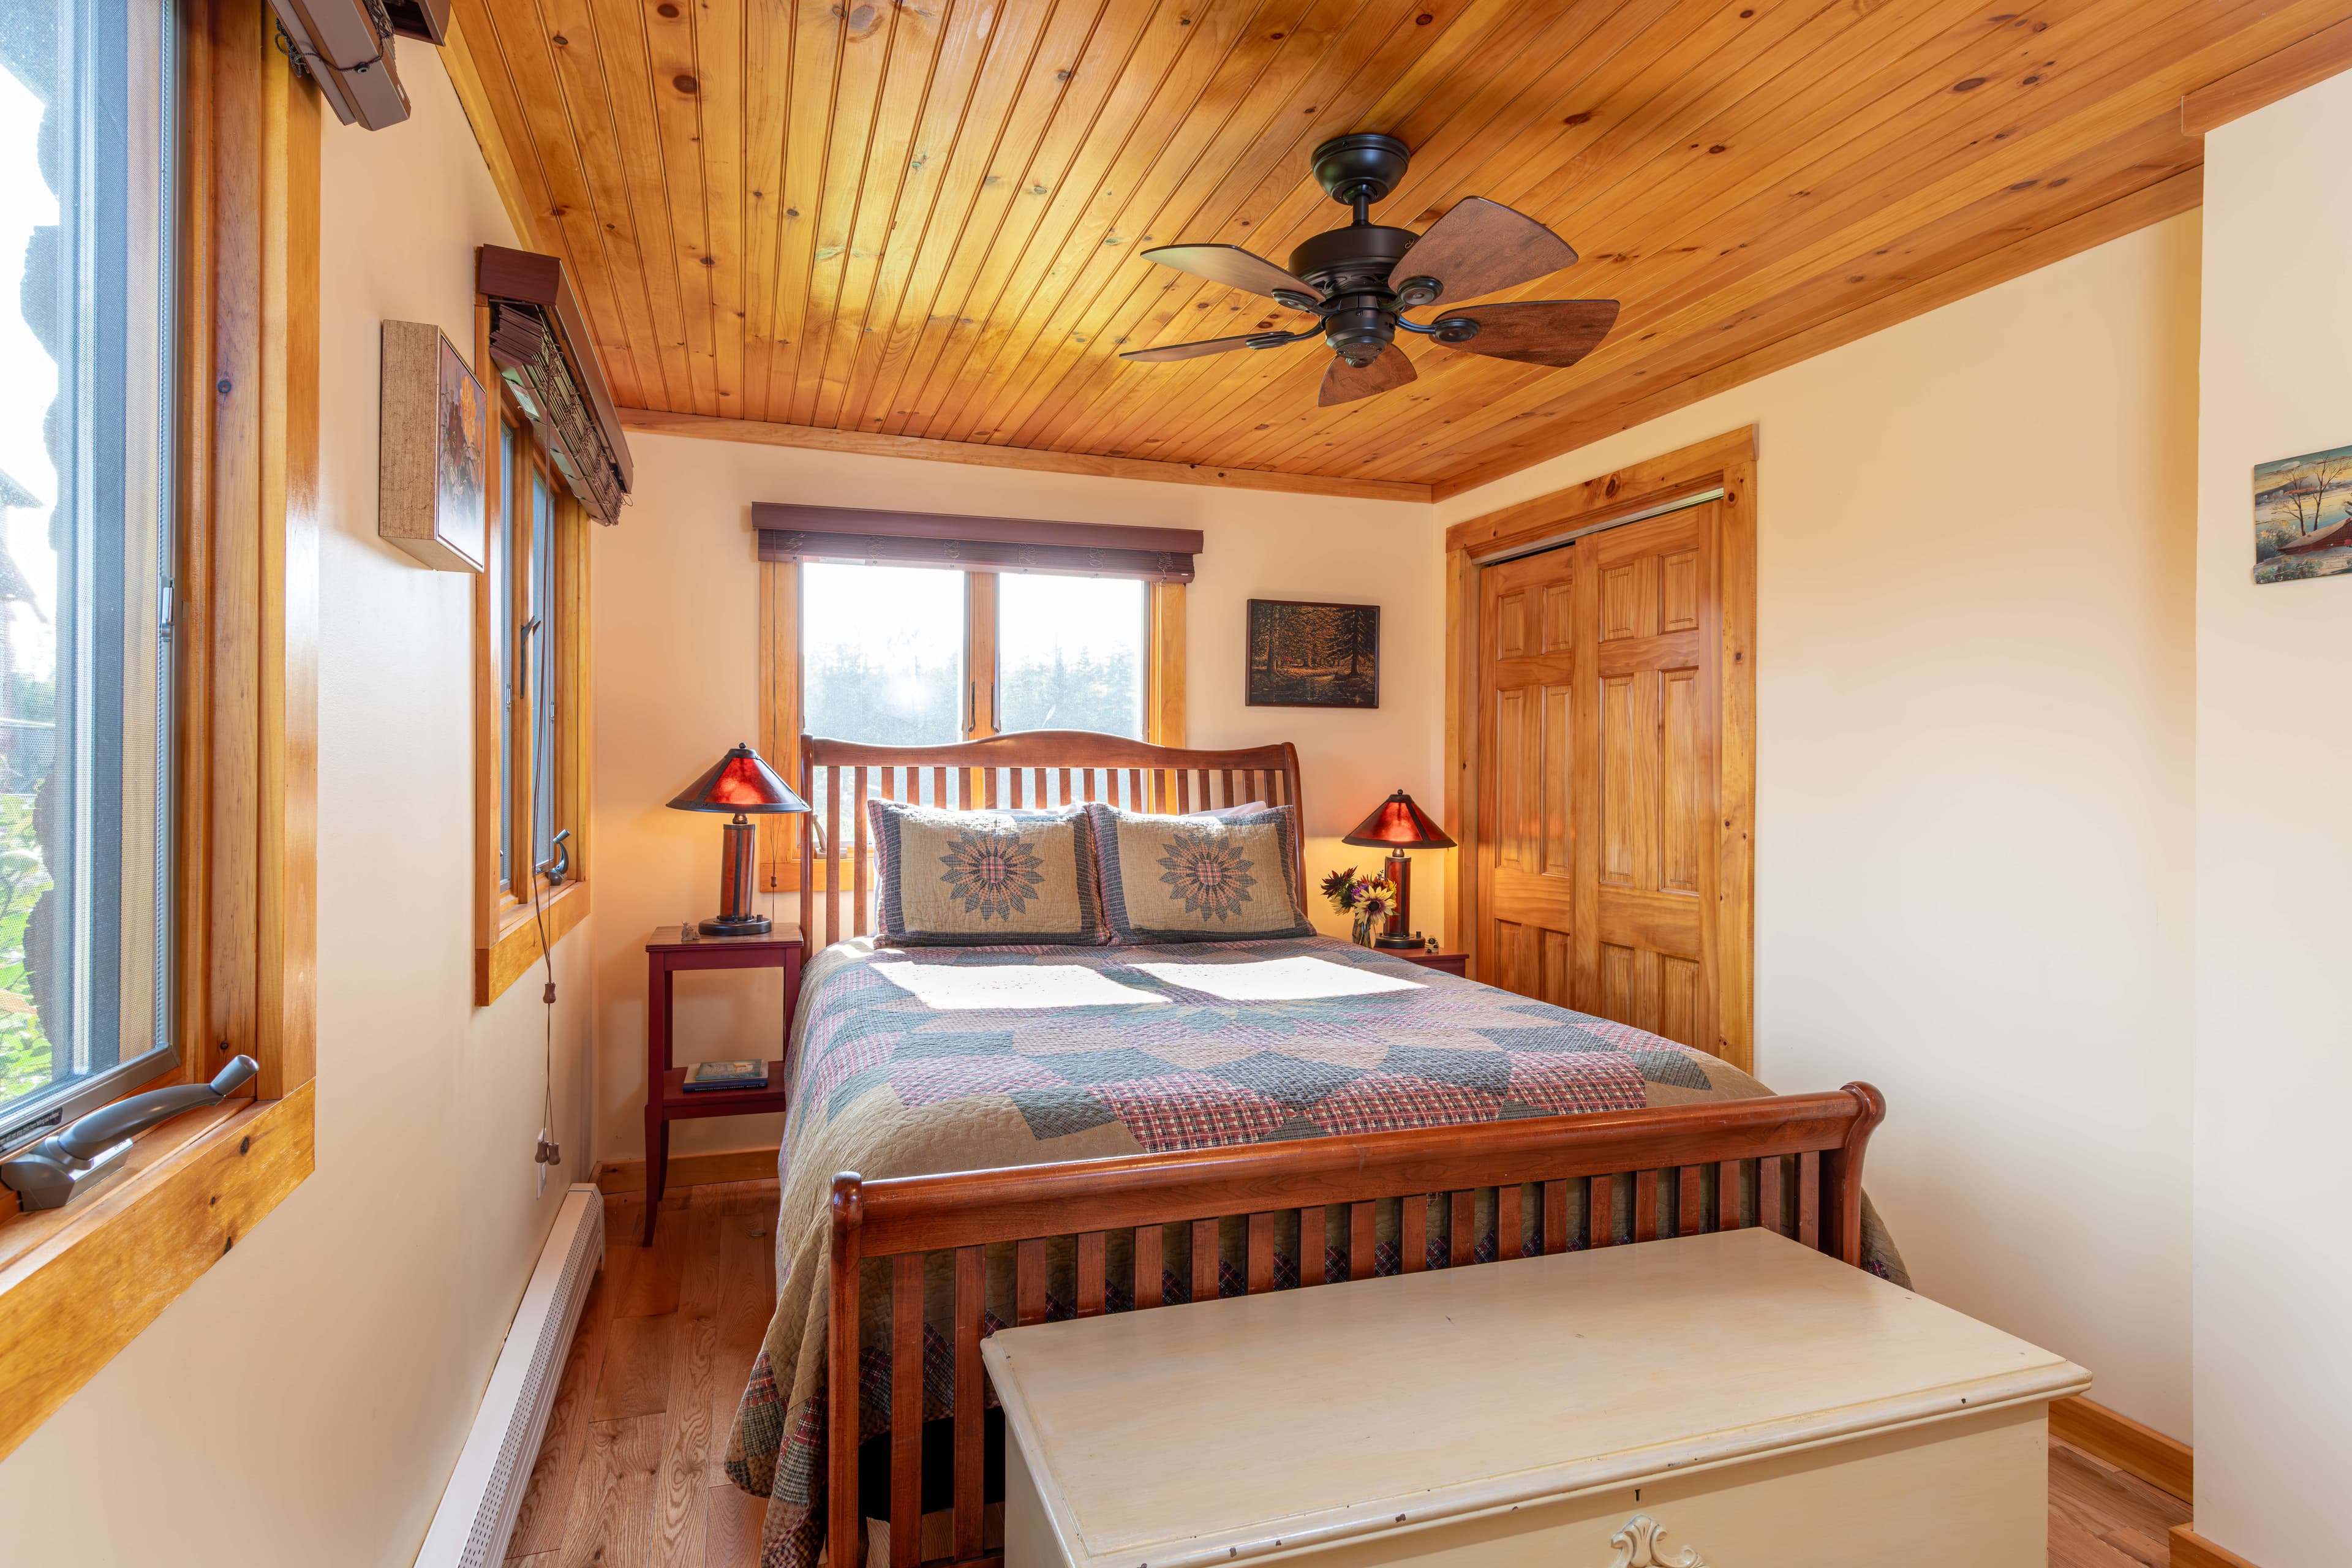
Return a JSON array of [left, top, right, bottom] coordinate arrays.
[[415, 1183, 605, 1567]]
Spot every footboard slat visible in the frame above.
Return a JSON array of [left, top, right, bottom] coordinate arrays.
[[1246, 1213, 1275, 1293], [1135, 1223, 1164, 1308], [1016, 1238, 1047, 1327], [891, 1253, 922, 1567], [1077, 1231, 1106, 1317], [826, 1086, 1888, 1568], [952, 1246, 983, 1561]]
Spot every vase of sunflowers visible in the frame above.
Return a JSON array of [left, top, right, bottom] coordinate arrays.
[[1320, 867, 1398, 947]]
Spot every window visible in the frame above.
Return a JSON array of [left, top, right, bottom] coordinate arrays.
[[0, 0, 175, 1139], [474, 387, 588, 1003], [760, 558, 1182, 892]]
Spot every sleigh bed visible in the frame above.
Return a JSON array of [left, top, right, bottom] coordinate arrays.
[[720, 731, 1900, 1568]]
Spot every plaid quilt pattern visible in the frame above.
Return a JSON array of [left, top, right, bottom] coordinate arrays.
[[726, 934, 1906, 1568]]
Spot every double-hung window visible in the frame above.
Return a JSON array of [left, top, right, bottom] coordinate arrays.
[[0, 0, 176, 1144]]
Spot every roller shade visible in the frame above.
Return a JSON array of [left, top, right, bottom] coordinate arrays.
[[754, 503, 1200, 583]]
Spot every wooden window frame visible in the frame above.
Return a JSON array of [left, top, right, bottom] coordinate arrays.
[[1441, 426, 1757, 1071], [755, 564, 1186, 894], [472, 347, 593, 1006], [0, 0, 320, 1463]]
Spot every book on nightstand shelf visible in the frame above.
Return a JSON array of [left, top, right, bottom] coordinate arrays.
[[682, 1059, 769, 1092]]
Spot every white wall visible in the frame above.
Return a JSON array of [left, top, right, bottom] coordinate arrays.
[[1436, 215, 2203, 1439], [2192, 74, 2352, 1566], [0, 55, 595, 1566], [588, 439, 1442, 1161]]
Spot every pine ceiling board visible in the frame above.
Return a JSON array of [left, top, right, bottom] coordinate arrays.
[[1025, 0, 1515, 453], [1240, 0, 2239, 477], [1058, 0, 1679, 458], [736, 0, 796, 421], [643, 0, 725, 414], [781, 0, 919, 425], [917, 0, 1284, 443], [881, 0, 1188, 437], [530, 0, 668, 409], [984, 0, 1401, 448], [751, 0, 848, 420], [698, 0, 749, 415], [576, 0, 701, 412], [836, 0, 1071, 432], [805, 0, 979, 429], [850, 0, 1117, 434], [465, 0, 663, 407]]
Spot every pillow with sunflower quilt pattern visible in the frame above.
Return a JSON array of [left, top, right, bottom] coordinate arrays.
[[1083, 802, 1314, 943], [867, 801, 1107, 946]]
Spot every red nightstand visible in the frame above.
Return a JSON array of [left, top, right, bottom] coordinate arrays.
[[1396, 950, 1468, 976], [642, 924, 802, 1245]]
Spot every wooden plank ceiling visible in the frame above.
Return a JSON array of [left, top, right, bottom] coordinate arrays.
[[447, 0, 2347, 500]]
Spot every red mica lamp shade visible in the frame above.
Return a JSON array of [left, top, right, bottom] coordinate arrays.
[[668, 743, 809, 937], [1342, 790, 1457, 851], [668, 743, 808, 815], [1342, 790, 1455, 950]]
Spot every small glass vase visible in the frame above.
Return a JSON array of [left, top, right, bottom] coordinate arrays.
[[1352, 909, 1381, 948]]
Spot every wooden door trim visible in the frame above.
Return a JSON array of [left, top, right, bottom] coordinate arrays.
[[1444, 428, 1758, 1072]]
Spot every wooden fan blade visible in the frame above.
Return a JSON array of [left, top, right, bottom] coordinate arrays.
[[1393, 197, 1576, 306], [1434, 300, 1619, 368], [1140, 243, 1323, 302], [1319, 342, 1417, 407], [1121, 333, 1273, 363]]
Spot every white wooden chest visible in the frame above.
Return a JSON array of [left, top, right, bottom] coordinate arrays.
[[982, 1227, 2088, 1568]]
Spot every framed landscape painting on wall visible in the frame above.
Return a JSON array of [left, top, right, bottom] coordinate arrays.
[[2252, 442, 2352, 583], [1246, 598, 1379, 709]]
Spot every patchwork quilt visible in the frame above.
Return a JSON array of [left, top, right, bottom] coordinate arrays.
[[724, 935, 1906, 1568]]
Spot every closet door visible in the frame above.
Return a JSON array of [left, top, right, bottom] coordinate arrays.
[[1477, 547, 1578, 1006], [1476, 500, 1722, 1050], [1580, 502, 1719, 1049]]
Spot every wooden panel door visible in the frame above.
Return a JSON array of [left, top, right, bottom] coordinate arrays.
[[1478, 501, 1722, 1050], [1477, 548, 1577, 1007]]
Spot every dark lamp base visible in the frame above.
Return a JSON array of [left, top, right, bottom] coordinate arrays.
[[1374, 931, 1422, 950], [699, 913, 773, 937]]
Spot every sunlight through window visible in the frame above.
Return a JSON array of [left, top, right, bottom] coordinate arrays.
[[1127, 956, 1422, 1002]]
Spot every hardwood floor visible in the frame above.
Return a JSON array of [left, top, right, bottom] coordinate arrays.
[[510, 1179, 2191, 1567]]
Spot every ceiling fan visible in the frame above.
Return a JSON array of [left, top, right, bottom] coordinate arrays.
[[1120, 134, 1620, 408]]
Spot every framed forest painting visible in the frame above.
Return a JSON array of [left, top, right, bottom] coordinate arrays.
[[1246, 598, 1379, 709]]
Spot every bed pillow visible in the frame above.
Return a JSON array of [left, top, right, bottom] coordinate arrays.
[[1084, 802, 1314, 943], [867, 801, 1108, 946]]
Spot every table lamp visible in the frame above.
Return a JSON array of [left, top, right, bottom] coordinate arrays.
[[667, 742, 810, 936], [1342, 788, 1456, 949]]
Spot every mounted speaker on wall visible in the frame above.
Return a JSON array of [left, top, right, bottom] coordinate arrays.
[[378, 321, 489, 573]]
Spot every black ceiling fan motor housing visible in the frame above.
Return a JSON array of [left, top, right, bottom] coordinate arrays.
[[1294, 134, 1422, 366]]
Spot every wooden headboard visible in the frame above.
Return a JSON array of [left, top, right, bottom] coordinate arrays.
[[797, 730, 1305, 950]]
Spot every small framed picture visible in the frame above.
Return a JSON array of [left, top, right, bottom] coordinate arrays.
[[2253, 442, 2352, 583], [1245, 598, 1379, 709], [379, 320, 489, 572]]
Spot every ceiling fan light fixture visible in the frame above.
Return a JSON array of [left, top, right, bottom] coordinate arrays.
[[1118, 136, 1619, 404]]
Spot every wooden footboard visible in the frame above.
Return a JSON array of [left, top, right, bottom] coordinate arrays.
[[825, 1084, 1885, 1567]]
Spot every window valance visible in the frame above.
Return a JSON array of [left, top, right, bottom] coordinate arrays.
[[753, 503, 1202, 583]]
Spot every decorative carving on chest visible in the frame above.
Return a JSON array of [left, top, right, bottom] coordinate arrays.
[[1608, 1514, 1709, 1567]]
